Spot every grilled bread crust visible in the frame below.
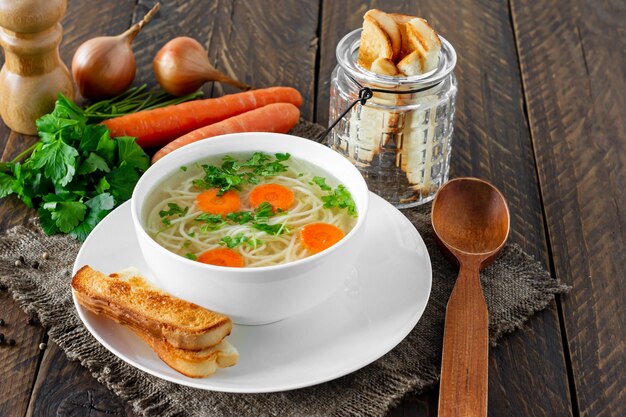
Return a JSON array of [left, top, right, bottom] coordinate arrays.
[[71, 265, 232, 351], [135, 331, 239, 378]]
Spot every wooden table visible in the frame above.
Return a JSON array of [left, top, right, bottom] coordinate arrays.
[[0, 1, 623, 416]]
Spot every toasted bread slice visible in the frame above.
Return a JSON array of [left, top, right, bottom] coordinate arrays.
[[389, 13, 415, 57], [364, 9, 402, 60], [358, 15, 393, 70], [403, 18, 441, 74], [397, 51, 423, 76], [72, 265, 232, 351], [135, 331, 239, 378], [370, 57, 399, 76]]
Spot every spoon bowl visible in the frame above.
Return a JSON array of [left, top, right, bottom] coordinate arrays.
[[431, 177, 510, 417], [432, 177, 510, 266]]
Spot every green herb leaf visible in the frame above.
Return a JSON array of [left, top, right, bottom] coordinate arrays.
[[253, 202, 275, 221], [180, 166, 188, 172], [0, 172, 15, 198], [252, 222, 287, 235], [311, 176, 332, 191], [78, 152, 110, 175], [45, 200, 87, 233], [116, 136, 149, 171], [185, 252, 197, 260], [95, 176, 110, 194], [106, 164, 139, 202], [96, 130, 117, 164], [226, 211, 254, 224], [195, 213, 223, 223], [159, 202, 188, 221], [321, 184, 357, 216], [69, 193, 115, 241], [220, 233, 262, 249], [30, 138, 78, 186]]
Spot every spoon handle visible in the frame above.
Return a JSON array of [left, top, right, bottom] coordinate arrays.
[[438, 263, 489, 417]]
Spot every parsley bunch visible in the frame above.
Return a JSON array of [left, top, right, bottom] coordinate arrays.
[[0, 94, 150, 240]]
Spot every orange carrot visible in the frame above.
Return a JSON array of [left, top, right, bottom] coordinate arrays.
[[300, 223, 345, 254], [152, 102, 300, 163], [249, 184, 294, 212], [197, 248, 243, 267], [102, 87, 303, 149], [196, 189, 241, 216]]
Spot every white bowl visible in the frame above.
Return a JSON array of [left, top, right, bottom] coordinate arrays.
[[131, 133, 369, 325]]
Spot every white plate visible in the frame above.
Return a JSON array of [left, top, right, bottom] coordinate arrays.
[[72, 192, 432, 393]]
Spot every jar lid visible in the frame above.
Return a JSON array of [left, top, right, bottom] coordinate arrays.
[[335, 28, 457, 90]]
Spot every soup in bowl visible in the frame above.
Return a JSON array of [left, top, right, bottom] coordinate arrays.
[[131, 133, 369, 324]]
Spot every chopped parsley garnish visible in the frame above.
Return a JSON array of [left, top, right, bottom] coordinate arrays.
[[252, 222, 287, 235], [322, 184, 357, 216], [191, 152, 291, 195], [179, 165, 187, 172], [194, 213, 224, 232], [226, 210, 254, 224], [220, 233, 262, 249], [159, 203, 189, 225], [184, 252, 197, 260], [311, 176, 332, 191], [311, 177, 357, 216]]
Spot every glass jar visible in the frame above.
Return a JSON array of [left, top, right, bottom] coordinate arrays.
[[328, 29, 457, 208]]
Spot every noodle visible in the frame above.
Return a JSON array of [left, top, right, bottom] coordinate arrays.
[[145, 154, 357, 267]]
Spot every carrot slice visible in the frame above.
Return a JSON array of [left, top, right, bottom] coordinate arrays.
[[249, 184, 294, 212], [196, 189, 241, 216], [197, 248, 244, 267], [300, 223, 345, 253]]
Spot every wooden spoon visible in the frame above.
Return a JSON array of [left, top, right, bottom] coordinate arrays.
[[431, 177, 510, 417]]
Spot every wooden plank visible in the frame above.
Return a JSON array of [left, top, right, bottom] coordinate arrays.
[[0, 280, 46, 417], [26, 343, 137, 417], [510, 1, 626, 416], [317, 2, 573, 416], [0, 1, 137, 417], [204, 0, 319, 119]]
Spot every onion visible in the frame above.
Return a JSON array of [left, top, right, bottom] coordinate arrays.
[[71, 3, 160, 100], [153, 37, 252, 96]]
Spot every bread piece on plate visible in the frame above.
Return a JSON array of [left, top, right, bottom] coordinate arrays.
[[358, 15, 393, 70], [364, 9, 402, 60], [371, 57, 399, 76], [135, 331, 239, 378], [71, 265, 232, 351], [403, 18, 441, 74]]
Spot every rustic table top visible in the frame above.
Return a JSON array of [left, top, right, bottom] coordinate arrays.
[[0, 1, 624, 416]]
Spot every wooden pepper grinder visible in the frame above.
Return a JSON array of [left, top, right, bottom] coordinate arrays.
[[0, 0, 73, 135]]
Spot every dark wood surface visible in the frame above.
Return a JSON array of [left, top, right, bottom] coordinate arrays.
[[0, 0, 623, 416]]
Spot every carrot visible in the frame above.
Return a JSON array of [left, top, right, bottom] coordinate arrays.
[[152, 102, 300, 163], [197, 248, 244, 267], [102, 87, 303, 149], [249, 184, 294, 212], [196, 189, 241, 216], [300, 223, 345, 254]]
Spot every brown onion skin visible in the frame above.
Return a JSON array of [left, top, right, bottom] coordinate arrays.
[[153, 37, 207, 96], [72, 36, 136, 100]]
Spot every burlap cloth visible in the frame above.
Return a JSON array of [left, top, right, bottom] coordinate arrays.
[[0, 121, 569, 417]]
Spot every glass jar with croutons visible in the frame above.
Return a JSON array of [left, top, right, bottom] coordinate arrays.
[[328, 10, 457, 208]]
